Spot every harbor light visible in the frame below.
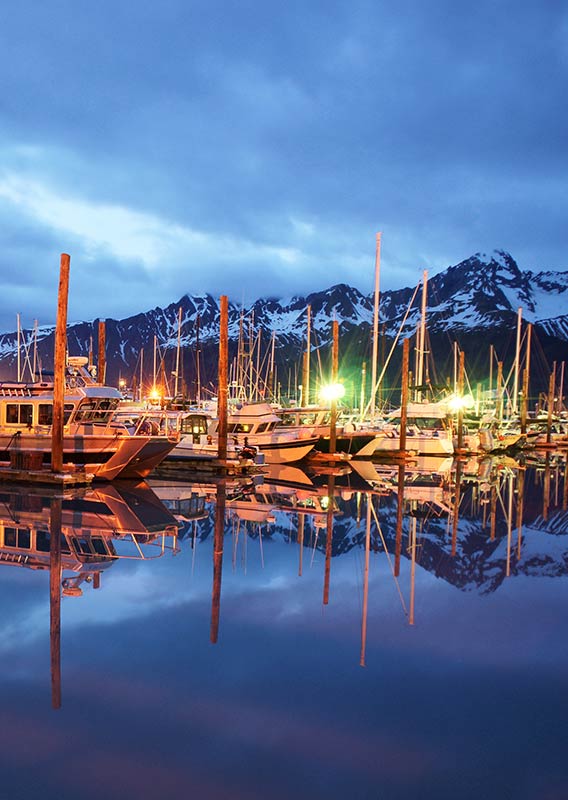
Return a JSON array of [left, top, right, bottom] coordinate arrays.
[[320, 382, 346, 404], [447, 393, 475, 412]]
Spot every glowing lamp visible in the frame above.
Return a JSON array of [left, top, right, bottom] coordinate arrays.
[[320, 383, 346, 404], [447, 393, 475, 413]]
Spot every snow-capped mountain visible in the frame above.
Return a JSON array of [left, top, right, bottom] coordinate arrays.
[[1, 249, 566, 389]]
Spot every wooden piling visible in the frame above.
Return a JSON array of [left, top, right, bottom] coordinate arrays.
[[546, 367, 556, 445], [329, 320, 339, 455], [98, 320, 106, 385], [51, 254, 70, 474], [217, 296, 229, 462]]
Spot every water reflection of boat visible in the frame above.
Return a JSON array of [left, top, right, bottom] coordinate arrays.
[[0, 482, 181, 593]]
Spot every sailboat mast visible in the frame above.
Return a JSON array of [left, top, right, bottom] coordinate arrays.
[[513, 307, 522, 415], [174, 306, 182, 398], [370, 232, 381, 418], [416, 270, 428, 401]]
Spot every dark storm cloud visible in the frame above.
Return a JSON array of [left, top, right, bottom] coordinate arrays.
[[0, 0, 566, 329]]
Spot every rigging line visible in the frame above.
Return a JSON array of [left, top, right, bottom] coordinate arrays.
[[363, 281, 421, 419], [369, 498, 408, 617]]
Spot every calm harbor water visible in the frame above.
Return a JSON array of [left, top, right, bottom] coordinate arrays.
[[1, 453, 567, 800]]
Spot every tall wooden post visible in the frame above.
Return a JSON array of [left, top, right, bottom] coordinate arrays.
[[217, 296, 229, 462], [329, 320, 339, 455], [50, 497, 62, 709], [399, 338, 410, 455], [51, 254, 70, 474], [98, 320, 106, 385]]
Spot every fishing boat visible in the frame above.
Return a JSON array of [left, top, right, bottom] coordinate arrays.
[[360, 401, 455, 457], [0, 481, 180, 593], [199, 402, 319, 464], [0, 357, 179, 480]]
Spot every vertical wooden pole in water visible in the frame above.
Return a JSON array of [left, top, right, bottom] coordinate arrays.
[[399, 338, 410, 455], [563, 456, 568, 511], [217, 296, 229, 462], [98, 319, 106, 385], [50, 497, 62, 709], [323, 475, 335, 605], [210, 482, 226, 643], [329, 320, 339, 455], [51, 254, 70, 474]]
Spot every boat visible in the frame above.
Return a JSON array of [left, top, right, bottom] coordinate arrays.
[[206, 403, 319, 464], [276, 405, 378, 457], [360, 401, 455, 457], [0, 481, 181, 593], [0, 357, 179, 480]]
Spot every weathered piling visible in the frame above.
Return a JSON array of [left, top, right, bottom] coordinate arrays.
[[98, 320, 106, 385], [51, 254, 70, 474], [217, 296, 229, 462]]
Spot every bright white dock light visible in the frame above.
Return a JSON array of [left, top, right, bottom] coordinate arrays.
[[448, 393, 475, 412], [320, 383, 346, 403]]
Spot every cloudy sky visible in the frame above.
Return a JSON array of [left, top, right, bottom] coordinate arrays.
[[1, 0, 566, 331]]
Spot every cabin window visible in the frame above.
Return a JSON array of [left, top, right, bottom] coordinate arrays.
[[74, 399, 118, 423], [227, 423, 252, 434], [180, 415, 208, 436], [36, 531, 71, 553], [256, 422, 270, 433], [4, 527, 31, 549], [5, 404, 33, 426], [37, 404, 74, 426]]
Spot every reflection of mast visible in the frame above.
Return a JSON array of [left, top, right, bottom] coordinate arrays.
[[323, 475, 335, 605], [360, 496, 372, 667], [451, 460, 462, 557], [50, 497, 62, 710], [297, 514, 305, 577], [409, 516, 417, 626], [210, 482, 226, 644], [516, 467, 525, 560], [394, 464, 405, 577], [506, 472, 514, 577]]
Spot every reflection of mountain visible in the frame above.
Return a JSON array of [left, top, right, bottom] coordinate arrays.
[[157, 461, 568, 595], [0, 482, 180, 593]]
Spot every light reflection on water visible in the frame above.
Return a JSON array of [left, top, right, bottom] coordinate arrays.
[[0, 453, 567, 800]]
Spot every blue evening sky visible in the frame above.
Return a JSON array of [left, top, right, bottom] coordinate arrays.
[[0, 0, 566, 331]]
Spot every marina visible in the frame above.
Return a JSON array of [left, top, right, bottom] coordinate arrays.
[[0, 451, 566, 798]]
